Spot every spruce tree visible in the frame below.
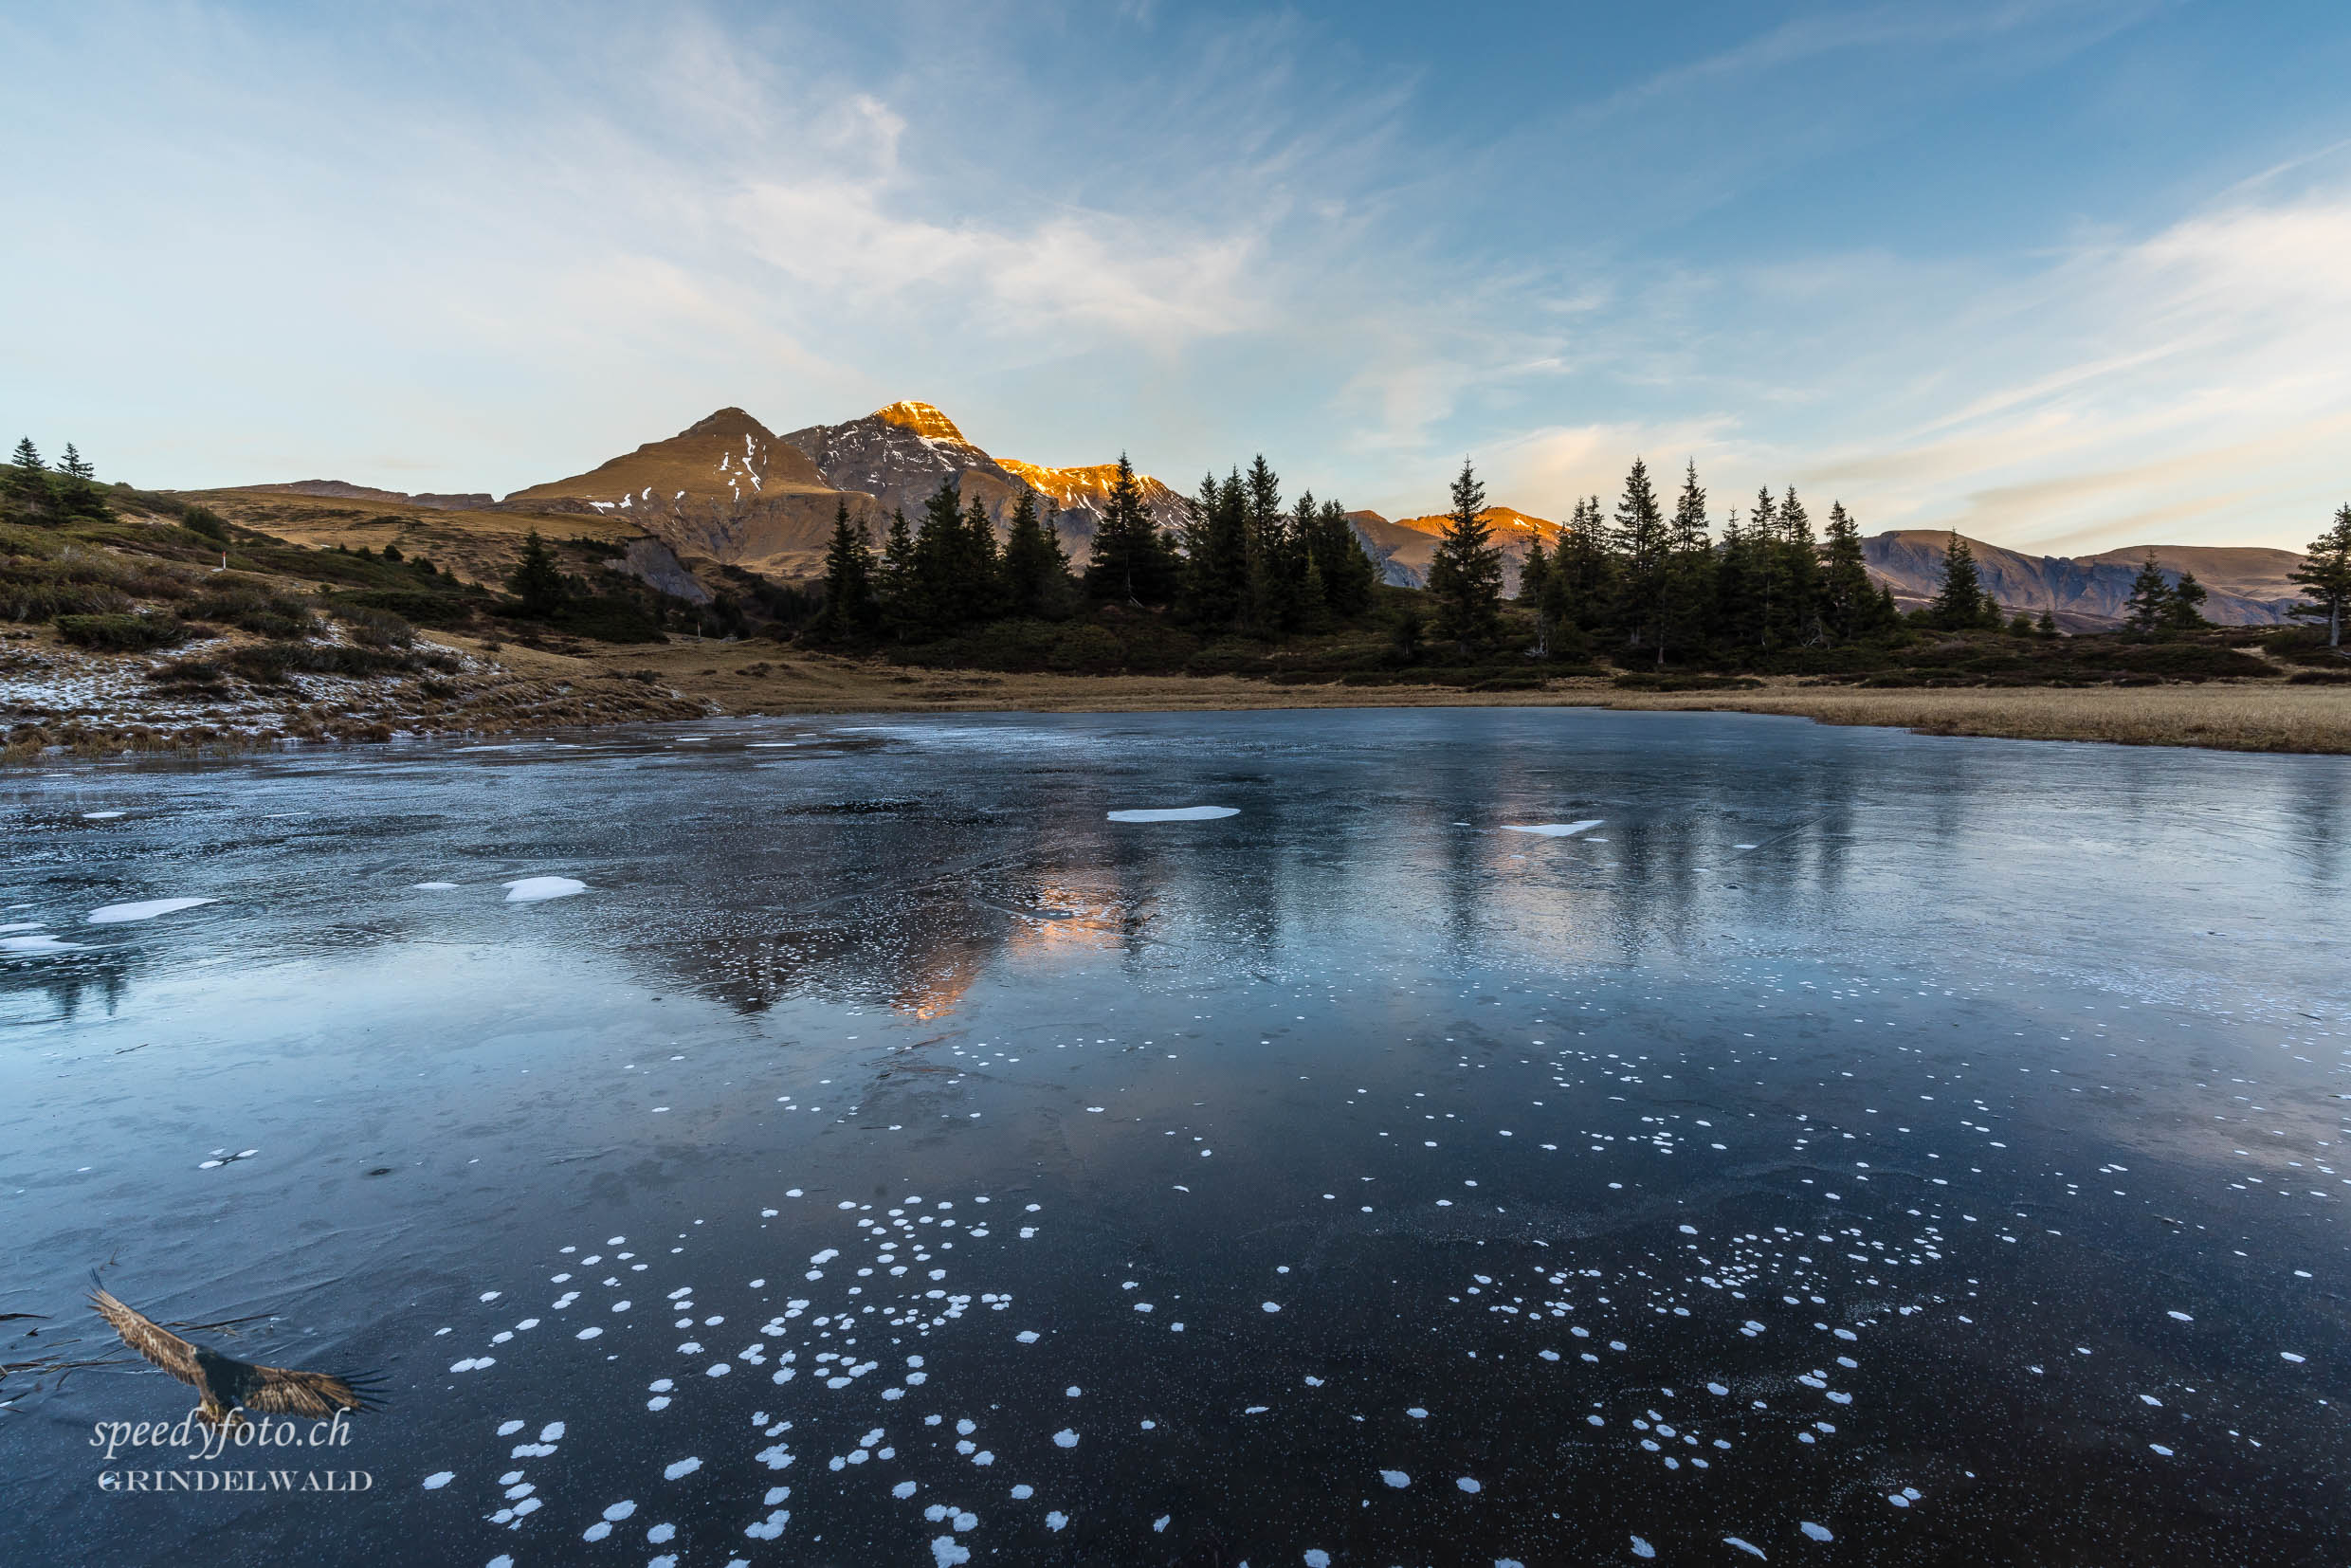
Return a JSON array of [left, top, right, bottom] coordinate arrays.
[[1748, 488, 1779, 646], [1242, 455, 1296, 633], [1929, 533, 1986, 629], [1553, 497, 1616, 635], [60, 443, 94, 479], [1179, 471, 1248, 629], [1002, 489, 1070, 619], [2287, 505, 2351, 647], [957, 493, 1003, 625], [1313, 499, 1377, 621], [1084, 454, 1175, 607], [1773, 486, 1820, 646], [812, 501, 878, 640], [1660, 460, 1715, 661], [2163, 571, 2209, 629], [1821, 501, 1879, 642], [2037, 607, 2058, 636], [909, 479, 966, 635], [1424, 459, 1504, 657], [1712, 508, 1757, 648], [2124, 553, 2171, 637], [1518, 536, 1551, 605], [877, 507, 919, 636], [1610, 458, 1669, 659], [5, 436, 50, 515], [506, 530, 567, 617], [1520, 536, 1553, 656]]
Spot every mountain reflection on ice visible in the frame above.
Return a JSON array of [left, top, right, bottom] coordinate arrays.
[[1, 708, 2345, 1568]]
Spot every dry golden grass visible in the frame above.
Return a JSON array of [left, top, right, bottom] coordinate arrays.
[[1595, 682, 2351, 754], [193, 488, 637, 588]]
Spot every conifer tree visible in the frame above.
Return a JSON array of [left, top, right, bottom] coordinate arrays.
[[1610, 458, 1669, 658], [1551, 496, 1616, 635], [60, 443, 94, 479], [1659, 460, 1715, 661], [1747, 488, 1779, 646], [5, 436, 50, 514], [506, 529, 567, 617], [1711, 508, 1757, 647], [2287, 504, 2351, 647], [2124, 553, 2171, 637], [1929, 532, 1987, 629], [1518, 536, 1551, 605], [1242, 455, 1297, 633], [1312, 499, 1377, 620], [1820, 501, 1881, 642], [1519, 536, 1553, 655], [957, 492, 1003, 625], [2162, 571, 2209, 629], [908, 479, 967, 635], [1425, 459, 1504, 657], [1084, 454, 1175, 607], [877, 507, 918, 636], [1001, 490, 1070, 620], [812, 501, 878, 640], [1771, 486, 1820, 646], [2037, 607, 2058, 636], [1180, 470, 1250, 628]]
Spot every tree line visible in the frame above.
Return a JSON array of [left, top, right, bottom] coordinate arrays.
[[809, 453, 1380, 644]]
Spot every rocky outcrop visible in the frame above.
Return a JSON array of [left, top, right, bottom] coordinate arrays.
[[605, 538, 713, 605]]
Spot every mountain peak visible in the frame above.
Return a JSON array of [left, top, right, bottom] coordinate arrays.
[[682, 407, 775, 441], [870, 401, 967, 443]]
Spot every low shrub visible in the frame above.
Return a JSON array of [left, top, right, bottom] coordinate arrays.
[[55, 612, 191, 651], [185, 583, 316, 639], [222, 642, 457, 684], [331, 604, 415, 647]]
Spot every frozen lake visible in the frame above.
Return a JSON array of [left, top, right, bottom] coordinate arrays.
[[2, 708, 2344, 1566]]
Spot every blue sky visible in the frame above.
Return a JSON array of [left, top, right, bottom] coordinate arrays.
[[4, 1, 2348, 551]]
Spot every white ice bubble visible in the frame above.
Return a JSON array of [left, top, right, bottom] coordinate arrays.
[[1500, 821, 1602, 838], [665, 1457, 702, 1480], [422, 1471, 454, 1489], [412, 882, 459, 891], [1457, 1477, 1481, 1493], [1726, 1538, 1767, 1558], [1801, 1522, 1833, 1541], [1380, 1470, 1411, 1488], [1631, 1538, 1655, 1559], [85, 897, 217, 924], [501, 877, 585, 903], [1, 935, 83, 954], [1053, 1429, 1079, 1448], [1105, 806, 1239, 822]]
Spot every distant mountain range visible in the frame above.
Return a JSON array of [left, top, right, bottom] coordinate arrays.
[[1347, 510, 2306, 628], [244, 479, 494, 510], [486, 402, 1185, 574], [238, 404, 2309, 627]]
